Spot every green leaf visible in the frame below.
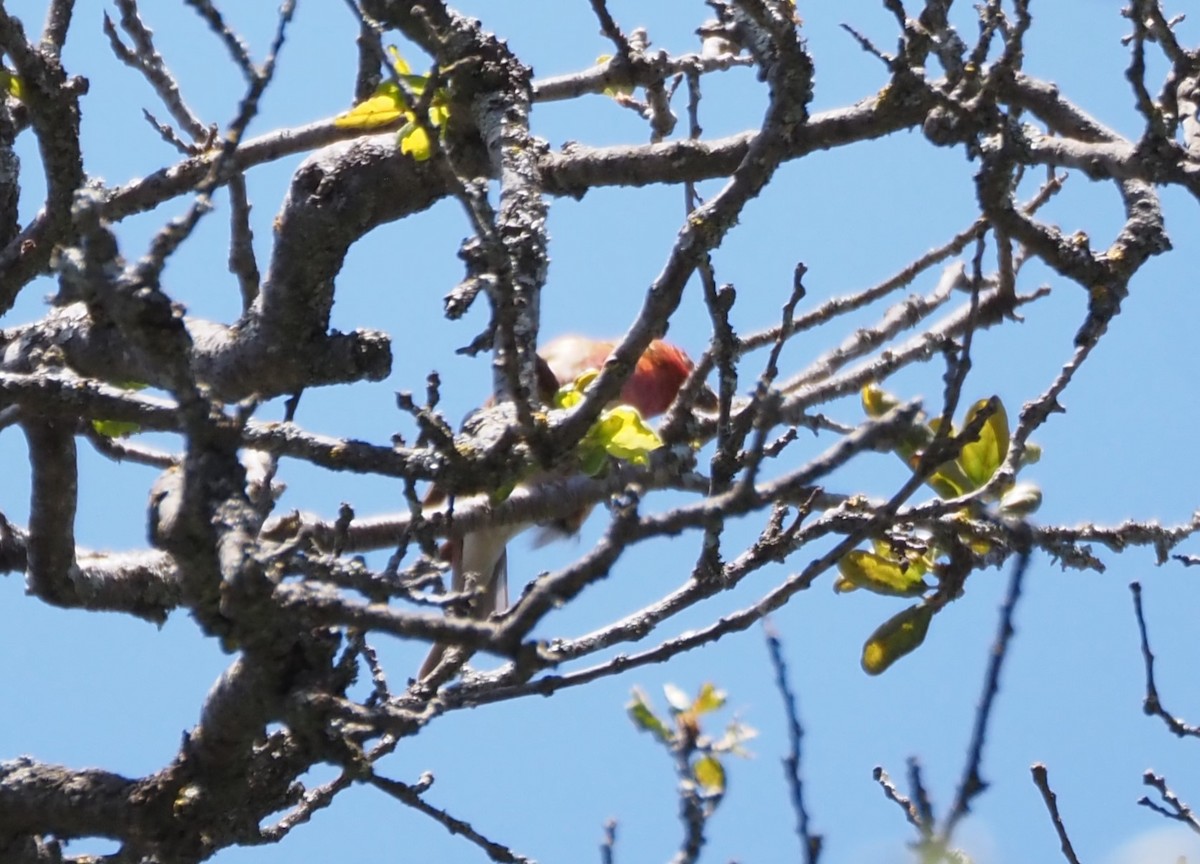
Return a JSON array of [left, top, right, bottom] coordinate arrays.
[[333, 46, 451, 162], [627, 687, 671, 743], [334, 82, 406, 129], [864, 383, 960, 495], [91, 418, 140, 438], [556, 369, 662, 472], [577, 442, 609, 477], [428, 102, 450, 127], [553, 369, 596, 409], [92, 380, 149, 436], [691, 682, 726, 715], [861, 382, 898, 418], [861, 603, 934, 675], [0, 68, 23, 101], [864, 385, 1016, 499], [591, 405, 662, 465], [399, 120, 434, 161], [382, 46, 440, 96], [924, 459, 974, 499], [835, 550, 929, 597], [386, 45, 413, 75], [922, 417, 976, 497], [693, 754, 726, 794], [957, 398, 1009, 489], [869, 537, 932, 578]]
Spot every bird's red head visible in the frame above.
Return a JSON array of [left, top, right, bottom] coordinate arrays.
[[541, 334, 714, 418], [623, 340, 695, 417]]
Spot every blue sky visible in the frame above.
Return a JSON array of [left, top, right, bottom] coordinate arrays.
[[3, 2, 1200, 863]]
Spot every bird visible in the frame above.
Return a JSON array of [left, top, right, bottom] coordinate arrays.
[[417, 335, 710, 680], [539, 334, 711, 418]]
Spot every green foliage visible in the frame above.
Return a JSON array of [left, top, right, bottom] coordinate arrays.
[[628, 683, 755, 799], [334, 47, 449, 161], [554, 370, 663, 475], [0, 68, 24, 101], [91, 381, 148, 438], [91, 419, 141, 438], [955, 398, 1010, 490], [861, 603, 934, 675], [844, 384, 1043, 674], [627, 687, 673, 744], [863, 383, 1015, 500], [835, 548, 931, 598], [692, 754, 726, 794]]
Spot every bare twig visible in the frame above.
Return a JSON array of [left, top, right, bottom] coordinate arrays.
[[1139, 771, 1200, 836], [104, 1, 209, 143], [1030, 763, 1083, 864], [1130, 581, 1200, 737], [872, 765, 932, 837], [941, 543, 1032, 840], [367, 772, 536, 863], [600, 819, 618, 864], [764, 620, 822, 864], [184, 0, 255, 80], [227, 172, 260, 309]]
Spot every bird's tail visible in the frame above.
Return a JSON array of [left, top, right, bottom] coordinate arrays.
[[417, 544, 509, 681]]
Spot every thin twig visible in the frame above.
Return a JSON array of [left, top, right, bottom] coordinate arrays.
[[104, 0, 209, 143], [600, 819, 617, 864], [1139, 770, 1200, 836], [135, 0, 296, 283], [184, 0, 255, 80], [589, 0, 632, 57], [872, 765, 929, 835], [941, 542, 1032, 840], [764, 620, 822, 864], [227, 172, 260, 310], [1030, 763, 1083, 864], [1130, 581, 1200, 737], [367, 772, 536, 863]]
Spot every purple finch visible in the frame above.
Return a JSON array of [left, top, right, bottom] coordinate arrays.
[[418, 335, 708, 680]]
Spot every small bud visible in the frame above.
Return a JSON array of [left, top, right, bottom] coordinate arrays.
[[999, 482, 1043, 517]]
